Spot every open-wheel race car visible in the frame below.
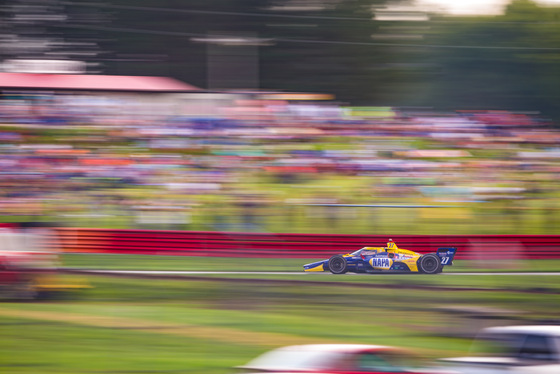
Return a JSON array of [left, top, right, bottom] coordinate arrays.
[[304, 239, 457, 274]]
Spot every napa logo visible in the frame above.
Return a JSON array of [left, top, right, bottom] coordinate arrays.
[[370, 258, 392, 269]]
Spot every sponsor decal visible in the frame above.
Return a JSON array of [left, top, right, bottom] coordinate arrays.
[[394, 254, 413, 260], [370, 258, 392, 269]]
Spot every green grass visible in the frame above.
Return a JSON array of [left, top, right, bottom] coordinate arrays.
[[1, 255, 560, 373], [0, 315, 257, 374]]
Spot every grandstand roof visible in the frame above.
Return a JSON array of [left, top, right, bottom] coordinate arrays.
[[0, 73, 200, 92]]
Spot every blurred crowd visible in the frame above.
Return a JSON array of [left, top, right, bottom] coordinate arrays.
[[1, 92, 559, 234]]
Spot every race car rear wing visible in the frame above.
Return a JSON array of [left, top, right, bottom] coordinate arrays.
[[436, 247, 457, 266]]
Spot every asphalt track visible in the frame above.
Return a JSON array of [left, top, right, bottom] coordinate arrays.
[[67, 269, 560, 276], [63, 269, 560, 294]]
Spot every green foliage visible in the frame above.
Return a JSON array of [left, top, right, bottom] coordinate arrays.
[[4, 1, 560, 118], [4, 0, 558, 119], [415, 0, 560, 121]]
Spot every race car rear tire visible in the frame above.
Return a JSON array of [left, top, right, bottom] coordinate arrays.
[[417, 253, 442, 274], [328, 255, 348, 274]]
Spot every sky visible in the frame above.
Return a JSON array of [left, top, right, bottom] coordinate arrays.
[[415, 0, 560, 15]]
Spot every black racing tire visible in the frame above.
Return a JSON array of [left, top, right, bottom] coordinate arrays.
[[417, 253, 442, 274], [328, 255, 348, 274]]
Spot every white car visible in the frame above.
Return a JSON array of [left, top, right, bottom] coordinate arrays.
[[238, 344, 449, 374], [440, 325, 560, 374]]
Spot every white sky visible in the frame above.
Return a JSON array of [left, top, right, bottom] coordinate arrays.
[[415, 0, 560, 15]]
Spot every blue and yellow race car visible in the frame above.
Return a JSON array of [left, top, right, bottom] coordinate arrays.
[[303, 239, 457, 274]]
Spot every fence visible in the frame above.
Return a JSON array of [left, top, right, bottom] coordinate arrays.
[[54, 228, 560, 260]]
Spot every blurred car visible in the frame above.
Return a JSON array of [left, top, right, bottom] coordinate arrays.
[[238, 344, 446, 374], [304, 239, 457, 274], [0, 224, 89, 300], [440, 325, 560, 374]]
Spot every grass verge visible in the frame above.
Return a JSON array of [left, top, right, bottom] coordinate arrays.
[[1, 255, 559, 374]]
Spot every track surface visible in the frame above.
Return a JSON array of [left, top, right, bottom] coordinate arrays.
[[63, 269, 560, 294], [67, 269, 560, 276]]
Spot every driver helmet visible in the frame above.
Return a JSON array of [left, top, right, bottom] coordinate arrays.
[[386, 238, 394, 250]]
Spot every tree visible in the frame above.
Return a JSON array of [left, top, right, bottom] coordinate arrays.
[[25, 0, 395, 98], [414, 0, 560, 121], [0, 0, 109, 72]]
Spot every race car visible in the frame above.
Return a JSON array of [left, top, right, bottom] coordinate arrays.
[[303, 239, 457, 274], [0, 223, 90, 300]]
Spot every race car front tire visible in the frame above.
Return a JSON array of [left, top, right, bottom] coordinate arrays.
[[417, 253, 442, 274], [328, 255, 348, 274]]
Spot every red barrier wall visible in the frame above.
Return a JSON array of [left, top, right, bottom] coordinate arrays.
[[55, 228, 560, 260]]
